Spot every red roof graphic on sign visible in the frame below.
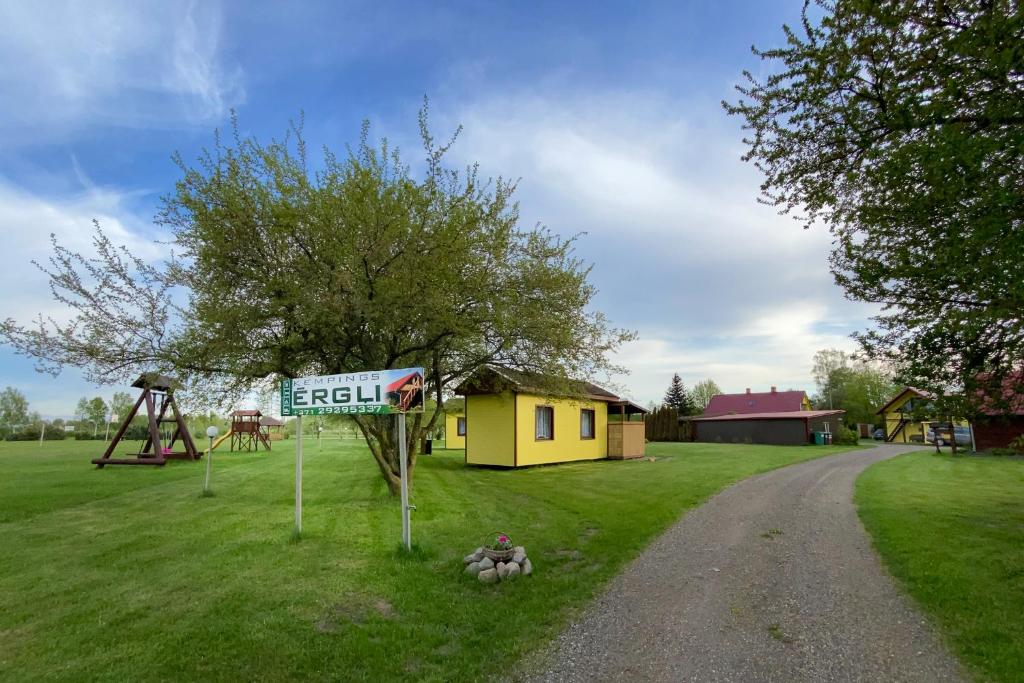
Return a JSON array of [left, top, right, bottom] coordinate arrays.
[[386, 371, 424, 412]]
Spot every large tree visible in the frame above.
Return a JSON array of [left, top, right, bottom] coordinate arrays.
[[1, 108, 633, 494], [690, 378, 722, 412], [74, 396, 108, 434], [0, 387, 29, 429], [726, 0, 1024, 414], [108, 391, 134, 421], [810, 348, 897, 425]]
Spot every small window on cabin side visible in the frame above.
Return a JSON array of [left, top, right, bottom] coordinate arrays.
[[580, 409, 595, 439], [535, 406, 554, 440], [457, 417, 466, 436]]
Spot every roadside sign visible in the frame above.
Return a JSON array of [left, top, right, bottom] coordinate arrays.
[[280, 368, 425, 416], [281, 367, 424, 548]]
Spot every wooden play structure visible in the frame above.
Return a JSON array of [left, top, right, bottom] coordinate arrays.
[[208, 410, 272, 452], [260, 415, 286, 441], [230, 410, 272, 451], [92, 373, 200, 467]]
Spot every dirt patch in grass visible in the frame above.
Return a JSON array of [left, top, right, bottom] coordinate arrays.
[[315, 598, 397, 632]]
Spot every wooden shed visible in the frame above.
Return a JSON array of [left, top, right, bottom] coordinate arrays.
[[690, 410, 845, 445]]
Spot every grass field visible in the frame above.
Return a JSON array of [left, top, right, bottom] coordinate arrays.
[[1, 438, 853, 681], [856, 452, 1024, 682]]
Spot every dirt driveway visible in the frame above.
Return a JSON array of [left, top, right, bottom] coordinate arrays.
[[532, 444, 966, 682]]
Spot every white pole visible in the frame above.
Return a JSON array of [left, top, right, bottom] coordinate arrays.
[[295, 414, 303, 536], [104, 418, 111, 442], [39, 421, 45, 447], [398, 412, 411, 551], [204, 436, 213, 493]]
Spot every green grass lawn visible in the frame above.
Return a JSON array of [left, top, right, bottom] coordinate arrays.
[[2, 438, 852, 682], [856, 452, 1024, 682]]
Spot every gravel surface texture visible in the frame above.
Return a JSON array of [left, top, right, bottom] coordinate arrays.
[[531, 444, 966, 682]]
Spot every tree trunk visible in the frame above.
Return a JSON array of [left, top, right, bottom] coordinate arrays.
[[350, 363, 445, 496], [949, 415, 959, 456]]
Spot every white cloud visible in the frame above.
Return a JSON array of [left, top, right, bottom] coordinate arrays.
[[442, 88, 879, 403], [0, 1, 243, 139], [0, 176, 167, 418], [0, 178, 161, 322]]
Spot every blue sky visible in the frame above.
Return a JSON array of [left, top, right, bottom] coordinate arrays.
[[0, 1, 877, 416]]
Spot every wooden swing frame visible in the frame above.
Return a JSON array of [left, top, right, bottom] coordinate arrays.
[[92, 374, 200, 467]]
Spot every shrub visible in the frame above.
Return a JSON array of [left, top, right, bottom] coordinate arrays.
[[833, 426, 859, 445], [7, 425, 67, 441]]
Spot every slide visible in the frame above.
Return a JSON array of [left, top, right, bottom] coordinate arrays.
[[209, 431, 233, 453]]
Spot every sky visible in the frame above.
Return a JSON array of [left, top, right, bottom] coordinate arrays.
[[0, 0, 878, 417]]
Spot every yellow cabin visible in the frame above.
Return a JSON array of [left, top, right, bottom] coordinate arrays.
[[443, 398, 466, 449], [454, 366, 646, 467], [876, 386, 968, 443]]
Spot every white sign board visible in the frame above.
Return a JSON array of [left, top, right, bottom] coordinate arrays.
[[280, 368, 425, 416]]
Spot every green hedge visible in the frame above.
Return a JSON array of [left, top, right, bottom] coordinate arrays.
[[5, 426, 68, 441]]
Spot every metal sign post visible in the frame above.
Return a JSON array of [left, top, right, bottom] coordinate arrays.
[[295, 414, 303, 536], [280, 367, 424, 548], [398, 412, 411, 551]]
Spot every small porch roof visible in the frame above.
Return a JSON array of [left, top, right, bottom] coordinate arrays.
[[609, 399, 648, 415]]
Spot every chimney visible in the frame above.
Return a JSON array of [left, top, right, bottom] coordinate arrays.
[[745, 388, 751, 394], [771, 386, 777, 393]]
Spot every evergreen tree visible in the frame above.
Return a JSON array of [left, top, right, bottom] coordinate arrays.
[[663, 374, 695, 414]]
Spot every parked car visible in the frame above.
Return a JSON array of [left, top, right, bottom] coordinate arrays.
[[926, 425, 971, 446], [872, 428, 886, 440]]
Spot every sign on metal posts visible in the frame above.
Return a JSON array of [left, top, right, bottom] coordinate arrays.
[[281, 368, 425, 547]]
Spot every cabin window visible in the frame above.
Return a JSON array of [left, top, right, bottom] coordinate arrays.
[[580, 409, 595, 439], [535, 406, 554, 440], [456, 417, 466, 436]]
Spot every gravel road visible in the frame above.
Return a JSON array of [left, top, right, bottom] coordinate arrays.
[[531, 444, 966, 682]]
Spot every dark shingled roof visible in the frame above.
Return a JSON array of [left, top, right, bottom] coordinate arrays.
[[131, 373, 178, 391], [454, 365, 621, 402], [702, 389, 809, 417]]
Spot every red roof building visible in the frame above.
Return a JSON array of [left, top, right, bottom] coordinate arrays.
[[972, 372, 1024, 450], [702, 387, 812, 417]]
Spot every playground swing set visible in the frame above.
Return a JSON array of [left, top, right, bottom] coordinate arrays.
[[92, 373, 274, 468], [92, 373, 200, 467]]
